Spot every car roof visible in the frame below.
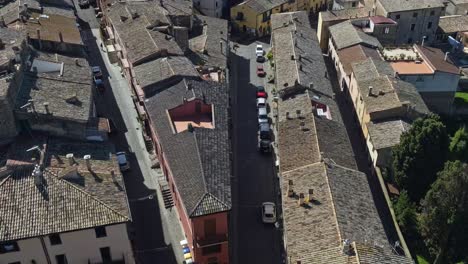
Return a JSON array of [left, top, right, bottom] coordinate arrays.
[[92, 66, 101, 71], [258, 107, 267, 115], [117, 154, 127, 164], [257, 98, 266, 103], [257, 86, 265, 91], [256, 44, 262, 48], [259, 123, 269, 131], [257, 65, 263, 69], [263, 202, 275, 213]]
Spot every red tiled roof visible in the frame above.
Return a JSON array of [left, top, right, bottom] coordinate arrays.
[[370, 16, 397, 24]]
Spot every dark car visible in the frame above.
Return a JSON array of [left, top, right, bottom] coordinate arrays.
[[257, 86, 267, 98], [259, 123, 271, 140], [258, 139, 271, 153], [256, 65, 266, 77], [256, 54, 265, 63]]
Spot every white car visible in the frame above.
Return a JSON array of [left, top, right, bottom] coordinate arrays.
[[258, 107, 268, 124], [256, 97, 266, 108], [262, 202, 276, 224], [116, 151, 130, 171], [255, 44, 264, 57]]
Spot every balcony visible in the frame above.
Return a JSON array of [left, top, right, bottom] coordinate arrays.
[[196, 234, 228, 248]]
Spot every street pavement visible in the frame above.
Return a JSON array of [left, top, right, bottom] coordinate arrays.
[[230, 41, 282, 264], [73, 3, 185, 263]]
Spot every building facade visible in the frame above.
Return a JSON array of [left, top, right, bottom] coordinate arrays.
[[375, 0, 444, 44]]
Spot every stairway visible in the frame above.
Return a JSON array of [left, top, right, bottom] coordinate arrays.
[[161, 186, 174, 209]]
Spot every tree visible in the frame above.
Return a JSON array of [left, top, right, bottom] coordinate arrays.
[[419, 161, 468, 264], [449, 127, 468, 162], [394, 190, 417, 234], [392, 114, 449, 202]]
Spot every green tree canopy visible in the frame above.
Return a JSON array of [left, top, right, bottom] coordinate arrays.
[[449, 126, 468, 162], [419, 160, 468, 264], [392, 114, 449, 202], [394, 190, 417, 234]]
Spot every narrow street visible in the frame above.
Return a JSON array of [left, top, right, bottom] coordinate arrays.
[[73, 3, 184, 263], [230, 41, 282, 264]]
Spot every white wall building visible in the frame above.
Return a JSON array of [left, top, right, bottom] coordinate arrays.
[[0, 151, 134, 264]]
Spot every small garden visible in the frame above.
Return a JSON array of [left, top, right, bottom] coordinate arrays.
[[385, 114, 468, 264]]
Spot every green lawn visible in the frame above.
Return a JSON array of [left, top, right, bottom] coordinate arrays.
[[455, 92, 468, 106], [416, 255, 430, 264]]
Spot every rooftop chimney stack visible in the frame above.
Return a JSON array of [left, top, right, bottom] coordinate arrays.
[[43, 102, 50, 114], [220, 40, 223, 54], [445, 52, 450, 61], [84, 155, 91, 171], [66, 153, 74, 166], [306, 188, 313, 203], [28, 99, 36, 113], [59, 32, 63, 43], [288, 180, 294, 197], [286, 112, 291, 119], [298, 193, 305, 206], [368, 86, 373, 96], [324, 71, 328, 79], [32, 164, 43, 186]]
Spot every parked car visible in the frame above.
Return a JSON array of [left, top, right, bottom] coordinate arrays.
[[256, 65, 266, 77], [258, 107, 268, 124], [79, 0, 89, 8], [261, 202, 276, 223], [256, 97, 266, 108], [257, 86, 267, 98], [258, 123, 271, 140], [258, 139, 271, 153], [92, 66, 103, 79], [255, 44, 264, 57], [256, 54, 265, 63], [116, 152, 130, 171]]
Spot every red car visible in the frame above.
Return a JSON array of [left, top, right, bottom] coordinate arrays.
[[256, 65, 266, 77], [257, 86, 267, 98]]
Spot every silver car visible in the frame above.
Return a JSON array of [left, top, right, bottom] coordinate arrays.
[[262, 202, 276, 224], [258, 107, 268, 124]]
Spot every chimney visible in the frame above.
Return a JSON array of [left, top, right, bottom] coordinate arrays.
[[187, 123, 194, 132], [66, 153, 74, 166], [296, 109, 301, 118], [342, 239, 352, 255], [286, 112, 291, 119], [287, 180, 294, 197], [421, 36, 426, 47], [394, 71, 398, 78], [309, 82, 313, 90], [444, 52, 450, 61], [84, 155, 91, 171], [299, 64, 303, 71], [75, 58, 80, 66], [306, 188, 313, 203], [368, 86, 373, 96], [291, 55, 295, 60], [298, 55, 301, 61], [43, 102, 50, 114], [59, 32, 63, 43], [220, 40, 223, 53], [324, 71, 328, 79], [32, 164, 43, 186], [0, 16, 5, 28], [28, 99, 36, 113], [298, 193, 305, 206]]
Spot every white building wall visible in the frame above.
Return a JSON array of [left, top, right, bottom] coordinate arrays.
[[0, 223, 134, 264], [193, 0, 224, 18], [400, 71, 459, 93]]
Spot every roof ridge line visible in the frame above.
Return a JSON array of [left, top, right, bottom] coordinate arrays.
[[205, 191, 230, 208], [48, 169, 130, 221]]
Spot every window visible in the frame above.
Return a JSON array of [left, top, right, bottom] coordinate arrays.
[[395, 14, 400, 20], [413, 12, 418, 17], [0, 242, 19, 254], [416, 76, 424, 82], [407, 38, 413, 43], [100, 247, 112, 262], [95, 226, 107, 238], [410, 24, 415, 31], [427, 22, 432, 29], [49, 234, 62, 245], [202, 244, 222, 255], [430, 10, 435, 15], [351, 2, 356, 7], [235, 12, 244, 21], [55, 254, 67, 264]]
